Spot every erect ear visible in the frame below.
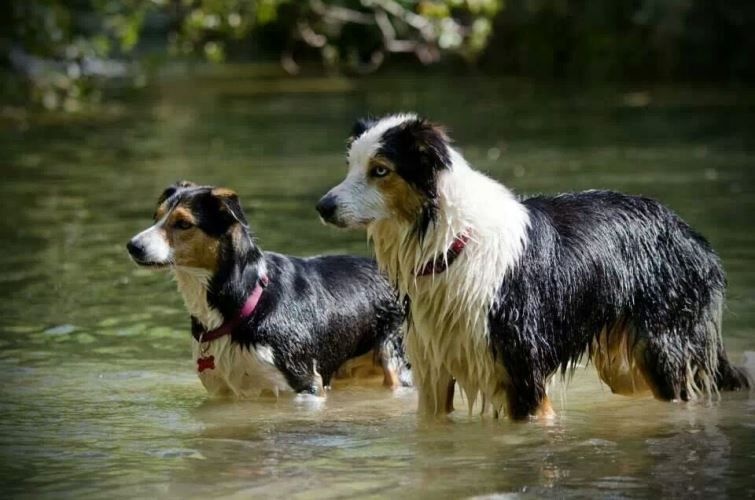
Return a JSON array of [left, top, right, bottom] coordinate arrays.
[[158, 180, 198, 204], [211, 188, 248, 228], [349, 117, 376, 141]]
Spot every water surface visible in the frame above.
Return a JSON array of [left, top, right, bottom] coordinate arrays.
[[0, 72, 753, 498]]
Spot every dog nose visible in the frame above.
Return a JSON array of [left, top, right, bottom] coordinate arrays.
[[126, 239, 144, 259], [316, 194, 338, 221]]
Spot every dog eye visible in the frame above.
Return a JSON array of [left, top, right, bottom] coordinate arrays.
[[370, 165, 390, 178], [173, 220, 193, 230]]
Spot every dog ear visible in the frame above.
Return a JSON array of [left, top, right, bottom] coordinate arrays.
[[403, 118, 450, 157], [211, 188, 249, 228], [384, 118, 451, 188], [350, 117, 376, 141], [404, 118, 452, 184], [384, 118, 451, 241], [158, 180, 197, 204]]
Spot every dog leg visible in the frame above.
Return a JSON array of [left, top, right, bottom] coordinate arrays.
[[382, 365, 400, 389], [637, 336, 686, 401], [502, 374, 554, 420], [504, 387, 553, 420], [497, 340, 556, 420], [299, 360, 326, 397], [505, 388, 554, 420], [427, 372, 455, 416], [716, 350, 751, 391], [416, 382, 435, 417], [378, 348, 400, 389], [416, 370, 455, 417], [534, 396, 555, 419], [445, 379, 456, 414]]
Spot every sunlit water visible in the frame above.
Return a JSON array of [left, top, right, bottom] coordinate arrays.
[[0, 71, 753, 498]]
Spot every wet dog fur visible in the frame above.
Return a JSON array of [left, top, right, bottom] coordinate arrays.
[[317, 113, 750, 419], [128, 181, 410, 398]]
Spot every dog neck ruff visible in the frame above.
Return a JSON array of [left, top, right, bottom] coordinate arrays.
[[194, 275, 269, 344], [416, 231, 471, 277]]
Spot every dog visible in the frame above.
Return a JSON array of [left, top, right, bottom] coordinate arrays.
[[127, 181, 409, 398], [317, 113, 750, 419]]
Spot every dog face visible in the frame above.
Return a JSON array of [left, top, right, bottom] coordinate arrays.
[[127, 181, 247, 272], [317, 114, 451, 234]]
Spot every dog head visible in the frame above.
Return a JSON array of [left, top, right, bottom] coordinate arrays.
[[316, 114, 452, 237], [126, 181, 249, 272]]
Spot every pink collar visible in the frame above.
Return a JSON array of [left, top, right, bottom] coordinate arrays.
[[194, 275, 269, 343], [416, 231, 471, 277]]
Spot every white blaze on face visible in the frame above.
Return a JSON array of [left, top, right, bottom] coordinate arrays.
[[325, 114, 418, 227], [326, 169, 386, 227], [130, 214, 172, 264]]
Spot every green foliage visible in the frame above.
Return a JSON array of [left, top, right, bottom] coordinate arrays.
[[171, 1, 503, 72], [3, 0, 504, 108], [2, 0, 151, 110], [3, 0, 753, 110]]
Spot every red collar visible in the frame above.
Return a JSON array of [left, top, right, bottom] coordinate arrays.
[[416, 232, 471, 277], [193, 275, 269, 343]]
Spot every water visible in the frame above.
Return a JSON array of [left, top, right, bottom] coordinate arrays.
[[0, 71, 753, 498]]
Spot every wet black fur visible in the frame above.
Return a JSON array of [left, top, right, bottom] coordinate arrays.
[[490, 191, 748, 418], [352, 116, 750, 418], [351, 117, 376, 139], [168, 185, 409, 394], [374, 118, 451, 240]]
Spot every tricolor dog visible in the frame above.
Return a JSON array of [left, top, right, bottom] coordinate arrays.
[[127, 181, 409, 398], [317, 114, 750, 419]]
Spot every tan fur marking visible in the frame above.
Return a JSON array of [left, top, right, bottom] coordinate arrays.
[[211, 187, 237, 198], [535, 397, 555, 419], [372, 159, 426, 223], [333, 349, 404, 390], [383, 367, 400, 389], [167, 203, 219, 271], [171, 206, 197, 225], [230, 223, 246, 243], [171, 231, 219, 271], [334, 350, 383, 379], [591, 323, 651, 395], [154, 201, 170, 220]]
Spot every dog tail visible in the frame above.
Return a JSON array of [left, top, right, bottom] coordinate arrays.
[[706, 292, 750, 392], [715, 352, 751, 392]]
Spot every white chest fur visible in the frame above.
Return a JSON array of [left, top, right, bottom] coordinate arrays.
[[174, 267, 292, 397], [369, 156, 531, 415], [192, 337, 292, 397], [174, 268, 223, 330]]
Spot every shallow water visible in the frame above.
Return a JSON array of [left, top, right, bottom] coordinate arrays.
[[0, 72, 753, 498]]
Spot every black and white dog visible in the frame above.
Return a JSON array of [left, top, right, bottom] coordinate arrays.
[[317, 114, 750, 419], [127, 181, 409, 398]]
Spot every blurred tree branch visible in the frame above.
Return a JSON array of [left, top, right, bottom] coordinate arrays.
[[172, 0, 500, 74], [3, 0, 753, 111]]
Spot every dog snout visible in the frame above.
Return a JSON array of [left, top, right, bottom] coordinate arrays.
[[126, 239, 145, 260], [316, 194, 338, 222]]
